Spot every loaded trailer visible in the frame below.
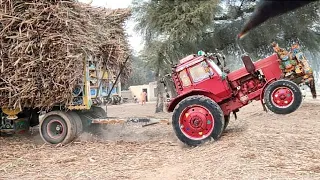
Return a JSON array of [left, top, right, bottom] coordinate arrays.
[[0, 0, 148, 144], [0, 56, 168, 144], [0, 57, 107, 144]]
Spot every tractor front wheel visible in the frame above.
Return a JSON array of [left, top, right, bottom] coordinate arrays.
[[40, 111, 77, 144], [172, 95, 224, 146], [264, 80, 302, 114]]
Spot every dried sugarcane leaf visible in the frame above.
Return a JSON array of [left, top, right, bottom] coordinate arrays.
[[0, 0, 132, 109]]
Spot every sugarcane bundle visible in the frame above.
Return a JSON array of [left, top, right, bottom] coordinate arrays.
[[0, 0, 131, 109]]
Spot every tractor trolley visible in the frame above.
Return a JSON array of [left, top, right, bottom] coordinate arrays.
[[0, 56, 154, 144]]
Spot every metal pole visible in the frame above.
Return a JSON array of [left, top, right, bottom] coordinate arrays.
[[105, 56, 130, 100]]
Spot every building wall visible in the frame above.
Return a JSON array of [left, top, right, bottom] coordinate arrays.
[[121, 90, 132, 99], [128, 81, 158, 102], [148, 81, 157, 101], [129, 84, 150, 102]]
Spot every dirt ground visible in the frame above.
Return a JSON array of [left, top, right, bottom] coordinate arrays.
[[1, 99, 320, 180]]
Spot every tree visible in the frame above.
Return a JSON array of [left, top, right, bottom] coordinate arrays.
[[133, 0, 219, 43], [123, 56, 155, 90], [132, 0, 222, 112], [138, 40, 173, 112], [197, 1, 320, 72]]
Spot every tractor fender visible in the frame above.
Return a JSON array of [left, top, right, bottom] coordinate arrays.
[[260, 78, 276, 111], [167, 90, 222, 112]]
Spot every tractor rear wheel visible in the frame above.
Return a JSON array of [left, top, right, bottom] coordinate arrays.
[[264, 80, 302, 114], [40, 111, 77, 144], [172, 95, 224, 146]]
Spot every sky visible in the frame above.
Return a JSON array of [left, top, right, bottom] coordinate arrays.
[[78, 0, 144, 53]]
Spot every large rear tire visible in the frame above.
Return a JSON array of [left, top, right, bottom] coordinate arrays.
[[172, 95, 224, 147], [264, 80, 302, 114], [40, 111, 77, 144]]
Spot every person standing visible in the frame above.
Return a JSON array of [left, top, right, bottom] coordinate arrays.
[[140, 91, 147, 105]]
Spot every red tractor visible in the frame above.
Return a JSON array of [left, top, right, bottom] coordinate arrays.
[[166, 52, 303, 146]]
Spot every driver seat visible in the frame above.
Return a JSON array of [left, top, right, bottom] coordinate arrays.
[[242, 55, 256, 74]]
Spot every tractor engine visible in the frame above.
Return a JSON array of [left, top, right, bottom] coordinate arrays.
[[230, 74, 265, 104]]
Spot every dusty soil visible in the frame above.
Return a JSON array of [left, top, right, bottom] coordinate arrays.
[[1, 99, 320, 180]]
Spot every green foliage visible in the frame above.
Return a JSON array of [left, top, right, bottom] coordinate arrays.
[[203, 1, 320, 56], [132, 0, 219, 43], [140, 41, 170, 74], [198, 1, 320, 73], [123, 56, 155, 90]]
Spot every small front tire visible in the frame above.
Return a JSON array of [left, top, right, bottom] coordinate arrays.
[[264, 80, 302, 114]]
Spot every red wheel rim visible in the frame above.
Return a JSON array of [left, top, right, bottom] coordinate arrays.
[[179, 105, 214, 140], [47, 120, 65, 139], [271, 87, 294, 108]]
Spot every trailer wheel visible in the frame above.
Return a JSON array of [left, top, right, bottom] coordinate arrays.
[[224, 114, 230, 131], [40, 111, 77, 144], [67, 111, 83, 136], [172, 95, 224, 146], [85, 106, 107, 134], [264, 80, 302, 114], [91, 106, 107, 118]]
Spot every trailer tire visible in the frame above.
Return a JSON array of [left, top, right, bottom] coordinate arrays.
[[91, 106, 107, 118], [40, 111, 77, 144], [86, 106, 107, 134], [264, 80, 302, 114], [172, 95, 224, 147], [67, 111, 83, 136]]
